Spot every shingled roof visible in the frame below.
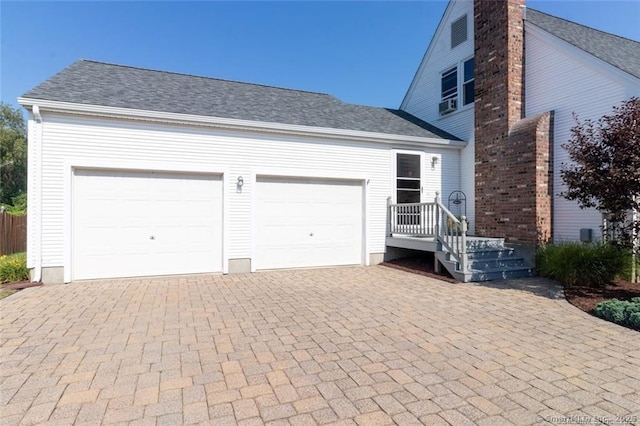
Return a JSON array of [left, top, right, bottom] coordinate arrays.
[[22, 60, 460, 141], [526, 8, 640, 80]]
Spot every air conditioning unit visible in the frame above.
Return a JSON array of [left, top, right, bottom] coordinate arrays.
[[439, 98, 457, 115]]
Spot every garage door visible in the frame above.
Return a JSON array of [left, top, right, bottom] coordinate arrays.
[[73, 169, 222, 280], [255, 177, 363, 270]]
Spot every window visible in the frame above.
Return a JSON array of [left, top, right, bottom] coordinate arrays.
[[441, 67, 458, 101], [463, 58, 474, 105], [451, 15, 468, 49], [439, 57, 474, 114]]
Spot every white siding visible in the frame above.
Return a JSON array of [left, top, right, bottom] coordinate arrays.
[[401, 0, 475, 142], [36, 113, 461, 270], [422, 150, 461, 207], [525, 24, 640, 242], [400, 0, 474, 231]]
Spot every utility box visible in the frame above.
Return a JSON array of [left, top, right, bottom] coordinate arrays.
[[580, 228, 593, 242]]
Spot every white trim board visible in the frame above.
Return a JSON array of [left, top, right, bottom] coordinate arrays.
[[18, 98, 467, 150]]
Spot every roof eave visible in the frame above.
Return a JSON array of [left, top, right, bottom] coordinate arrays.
[[17, 97, 467, 149]]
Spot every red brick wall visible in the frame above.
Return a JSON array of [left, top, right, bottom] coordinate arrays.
[[474, 0, 552, 244]]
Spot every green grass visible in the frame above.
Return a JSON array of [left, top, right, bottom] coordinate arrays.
[[0, 288, 17, 300]]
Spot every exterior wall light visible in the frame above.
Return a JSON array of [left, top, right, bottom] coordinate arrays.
[[431, 156, 439, 169]]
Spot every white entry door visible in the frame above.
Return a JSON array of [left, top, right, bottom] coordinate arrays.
[[73, 169, 222, 280], [255, 177, 363, 270]]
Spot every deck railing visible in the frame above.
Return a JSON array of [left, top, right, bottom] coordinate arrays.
[[388, 201, 438, 236], [388, 192, 468, 272]]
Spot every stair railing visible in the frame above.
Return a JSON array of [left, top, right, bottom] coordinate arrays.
[[435, 192, 468, 272], [388, 193, 468, 271]]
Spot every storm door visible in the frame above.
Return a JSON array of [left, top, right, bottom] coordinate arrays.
[[396, 153, 422, 203], [396, 153, 423, 226]]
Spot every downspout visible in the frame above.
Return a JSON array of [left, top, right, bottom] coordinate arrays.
[[32, 105, 43, 282]]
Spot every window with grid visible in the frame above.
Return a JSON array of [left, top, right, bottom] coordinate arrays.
[[463, 58, 474, 105], [441, 67, 458, 101]]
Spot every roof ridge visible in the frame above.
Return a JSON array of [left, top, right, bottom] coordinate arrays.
[[78, 59, 338, 98], [526, 8, 640, 45]]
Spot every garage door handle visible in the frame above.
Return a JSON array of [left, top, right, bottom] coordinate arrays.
[[150, 236, 155, 240], [309, 233, 313, 236]]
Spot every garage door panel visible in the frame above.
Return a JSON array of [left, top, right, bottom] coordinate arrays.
[[73, 169, 222, 280], [256, 177, 363, 270]]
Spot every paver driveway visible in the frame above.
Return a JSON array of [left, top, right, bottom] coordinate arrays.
[[1, 266, 639, 425]]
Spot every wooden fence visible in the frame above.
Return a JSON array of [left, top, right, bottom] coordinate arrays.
[[0, 211, 26, 255]]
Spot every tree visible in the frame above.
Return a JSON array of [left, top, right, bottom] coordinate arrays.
[[561, 98, 639, 255], [0, 103, 27, 206]]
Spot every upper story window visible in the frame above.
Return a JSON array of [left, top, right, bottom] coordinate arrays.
[[439, 57, 474, 115], [441, 67, 458, 101], [451, 15, 468, 49], [463, 58, 474, 105]]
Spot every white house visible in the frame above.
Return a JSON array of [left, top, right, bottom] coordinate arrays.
[[18, 61, 466, 283], [19, 0, 639, 284]]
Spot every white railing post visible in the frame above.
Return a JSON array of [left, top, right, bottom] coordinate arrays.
[[434, 192, 440, 239], [387, 197, 392, 236], [434, 192, 442, 273], [460, 215, 468, 271]]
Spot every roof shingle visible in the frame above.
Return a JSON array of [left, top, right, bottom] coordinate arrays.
[[22, 60, 459, 140]]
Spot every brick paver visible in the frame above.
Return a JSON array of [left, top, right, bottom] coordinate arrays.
[[1, 266, 639, 425]]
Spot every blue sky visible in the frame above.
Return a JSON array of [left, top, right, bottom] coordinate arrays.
[[2, 1, 639, 112]]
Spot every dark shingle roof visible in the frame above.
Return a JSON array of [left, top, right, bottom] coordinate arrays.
[[526, 8, 640, 79], [22, 60, 459, 141]]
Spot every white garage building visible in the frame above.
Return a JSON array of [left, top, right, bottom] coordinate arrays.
[[20, 60, 464, 283]]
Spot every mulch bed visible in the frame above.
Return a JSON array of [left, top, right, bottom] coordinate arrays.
[[564, 279, 640, 313], [1, 281, 42, 290], [382, 255, 458, 283]]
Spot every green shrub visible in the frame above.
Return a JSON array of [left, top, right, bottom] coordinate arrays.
[[535, 242, 631, 287], [630, 312, 640, 329], [1, 193, 27, 215], [0, 252, 29, 284], [594, 298, 640, 330]]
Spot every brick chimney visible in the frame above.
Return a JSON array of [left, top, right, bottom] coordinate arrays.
[[474, 0, 553, 245]]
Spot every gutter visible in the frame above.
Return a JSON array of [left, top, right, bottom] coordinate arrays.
[[17, 98, 467, 150]]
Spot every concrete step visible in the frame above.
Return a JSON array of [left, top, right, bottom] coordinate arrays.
[[466, 247, 516, 260], [436, 244, 535, 282], [465, 237, 505, 251], [468, 266, 535, 282], [468, 256, 527, 270]]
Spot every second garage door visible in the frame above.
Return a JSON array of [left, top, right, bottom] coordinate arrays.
[[255, 177, 363, 270], [73, 169, 223, 280]]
